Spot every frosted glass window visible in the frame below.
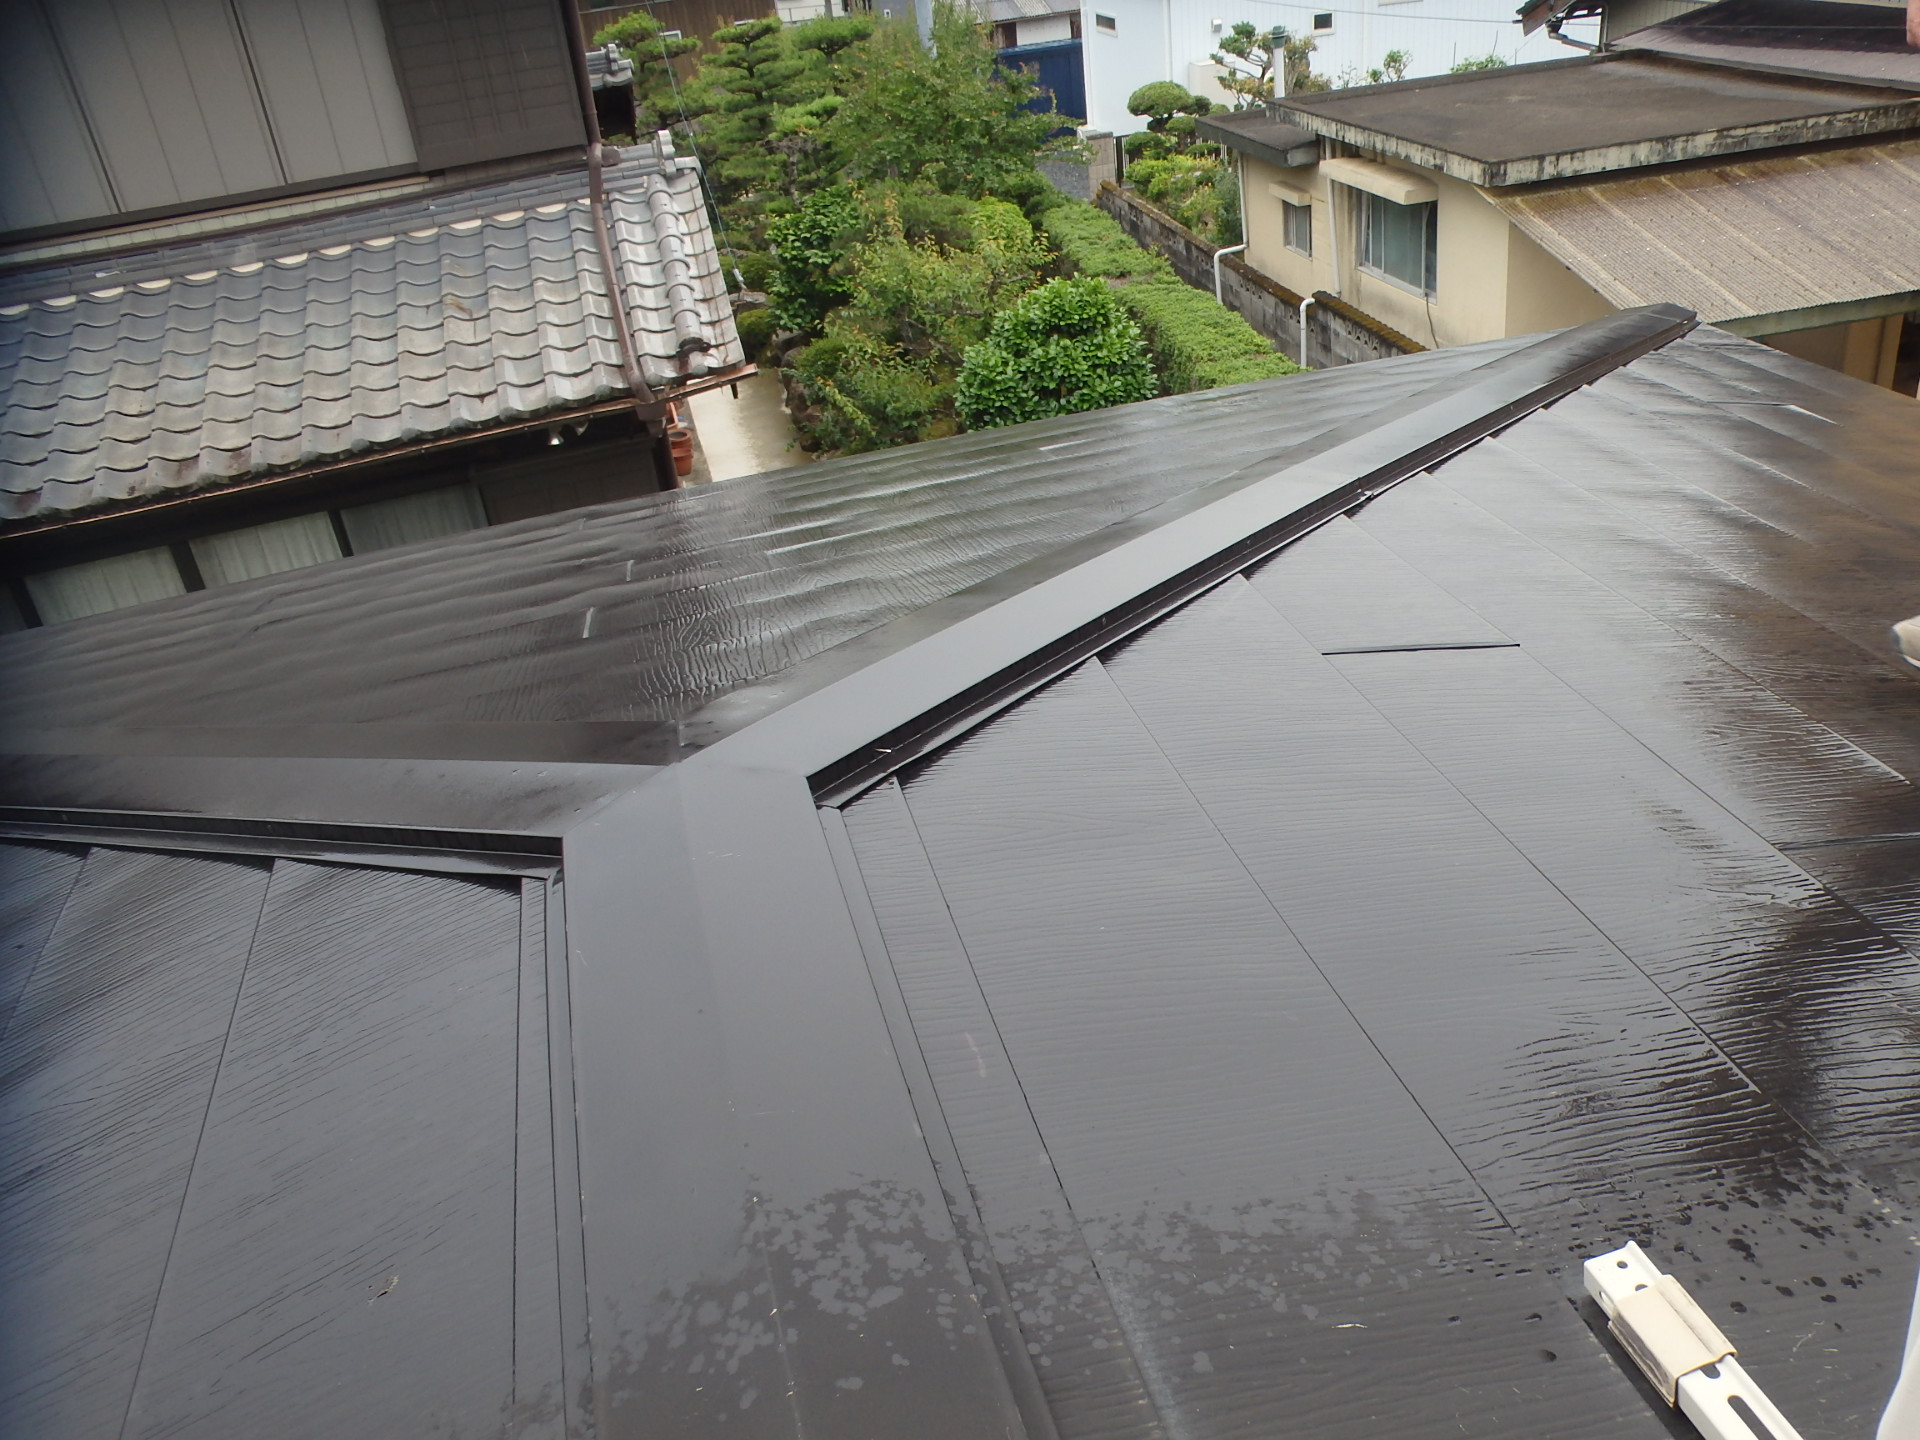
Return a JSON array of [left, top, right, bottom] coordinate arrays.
[[191, 512, 342, 587], [25, 547, 187, 624], [341, 485, 487, 554]]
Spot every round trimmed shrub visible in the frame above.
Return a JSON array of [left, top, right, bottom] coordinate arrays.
[[956, 277, 1157, 430]]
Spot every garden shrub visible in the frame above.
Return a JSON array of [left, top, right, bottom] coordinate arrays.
[[1125, 155, 1232, 237], [791, 334, 950, 452], [1113, 280, 1302, 392], [733, 307, 776, 361], [956, 277, 1156, 429]]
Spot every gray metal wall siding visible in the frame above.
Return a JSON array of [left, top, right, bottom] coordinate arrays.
[[46, 0, 286, 215], [2, 0, 419, 235], [380, 0, 587, 170], [235, 0, 418, 182], [0, 4, 118, 232]]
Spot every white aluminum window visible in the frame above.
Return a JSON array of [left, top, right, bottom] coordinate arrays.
[[1357, 190, 1436, 295], [1282, 200, 1312, 256]]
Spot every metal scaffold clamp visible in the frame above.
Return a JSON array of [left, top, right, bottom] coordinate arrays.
[[1584, 1242, 1805, 1440]]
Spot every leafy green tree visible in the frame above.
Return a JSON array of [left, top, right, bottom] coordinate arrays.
[[825, 5, 1058, 202], [592, 12, 700, 136], [956, 277, 1156, 430], [1450, 52, 1509, 71], [786, 195, 1048, 450], [1366, 49, 1411, 84], [767, 186, 865, 333]]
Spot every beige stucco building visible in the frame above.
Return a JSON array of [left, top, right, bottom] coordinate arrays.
[[1203, 37, 1920, 393]]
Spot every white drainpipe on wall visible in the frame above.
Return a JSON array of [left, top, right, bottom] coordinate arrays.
[[1213, 243, 1246, 303], [1298, 296, 1315, 367]]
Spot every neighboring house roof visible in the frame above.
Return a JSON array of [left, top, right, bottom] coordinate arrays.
[[1269, 51, 1920, 184], [0, 137, 743, 526], [1618, 0, 1920, 89], [585, 41, 636, 89], [5, 311, 1920, 1438], [984, 0, 1081, 20], [1491, 137, 1920, 331], [1194, 108, 1321, 169]]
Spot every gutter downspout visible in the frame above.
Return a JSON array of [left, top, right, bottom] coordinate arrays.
[[562, 1, 677, 485], [1325, 179, 1343, 298], [1297, 295, 1314, 367], [1213, 242, 1246, 303]]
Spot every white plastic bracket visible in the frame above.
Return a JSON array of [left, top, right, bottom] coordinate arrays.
[[1584, 1241, 1805, 1440]]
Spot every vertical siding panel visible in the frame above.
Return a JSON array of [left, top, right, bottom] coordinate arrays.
[[237, 0, 418, 182], [0, 4, 117, 231], [47, 0, 284, 213]]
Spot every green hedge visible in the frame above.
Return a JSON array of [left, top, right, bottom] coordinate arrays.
[[1039, 200, 1301, 393], [1039, 202, 1171, 283], [1114, 280, 1303, 393]]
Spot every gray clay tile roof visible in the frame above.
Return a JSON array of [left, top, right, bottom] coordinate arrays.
[[0, 138, 743, 524]]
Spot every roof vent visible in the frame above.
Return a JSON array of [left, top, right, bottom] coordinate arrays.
[[1894, 615, 1920, 669]]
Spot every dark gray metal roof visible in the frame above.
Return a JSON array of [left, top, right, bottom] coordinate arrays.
[[1618, 0, 1920, 91], [1273, 50, 1920, 185], [1193, 108, 1321, 169], [5, 312, 1920, 1440], [0, 335, 1535, 751], [0, 140, 743, 525]]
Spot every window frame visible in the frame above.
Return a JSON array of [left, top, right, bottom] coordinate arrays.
[[1281, 199, 1313, 257], [1355, 189, 1437, 297]]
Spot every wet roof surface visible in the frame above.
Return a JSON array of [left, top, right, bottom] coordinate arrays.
[[3, 324, 1920, 1438], [835, 331, 1920, 1437], [1275, 51, 1920, 181], [0, 336, 1530, 747], [0, 144, 742, 525], [1621, 0, 1920, 91]]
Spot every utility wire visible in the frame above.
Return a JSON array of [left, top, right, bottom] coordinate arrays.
[[647, 31, 749, 289]]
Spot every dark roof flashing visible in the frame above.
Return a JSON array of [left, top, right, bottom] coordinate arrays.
[[1195, 110, 1321, 168], [1273, 51, 1920, 185]]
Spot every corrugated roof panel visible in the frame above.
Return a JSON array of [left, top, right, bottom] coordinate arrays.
[[1490, 138, 1920, 322]]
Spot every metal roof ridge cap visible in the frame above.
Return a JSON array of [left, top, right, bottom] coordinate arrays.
[[686, 305, 1696, 789]]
